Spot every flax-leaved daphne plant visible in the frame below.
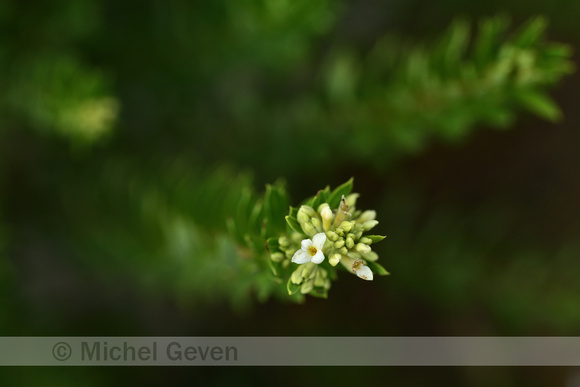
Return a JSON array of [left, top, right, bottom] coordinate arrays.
[[267, 178, 389, 299]]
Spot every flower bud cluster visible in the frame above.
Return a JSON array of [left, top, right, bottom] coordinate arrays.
[[289, 262, 331, 294], [272, 193, 383, 295], [297, 195, 379, 271]]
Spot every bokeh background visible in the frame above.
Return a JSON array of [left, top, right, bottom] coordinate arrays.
[[1, 0, 580, 385]]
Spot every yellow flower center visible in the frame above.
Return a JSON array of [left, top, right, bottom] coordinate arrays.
[[307, 246, 318, 257]]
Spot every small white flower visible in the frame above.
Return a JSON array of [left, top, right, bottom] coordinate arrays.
[[291, 233, 326, 264], [355, 265, 373, 281], [352, 259, 374, 281]]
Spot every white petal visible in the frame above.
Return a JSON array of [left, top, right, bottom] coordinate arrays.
[[292, 250, 311, 264], [311, 250, 325, 264], [356, 265, 373, 281], [320, 206, 333, 221], [301, 238, 312, 250], [312, 233, 326, 250]]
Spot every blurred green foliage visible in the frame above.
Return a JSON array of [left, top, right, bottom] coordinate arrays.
[[0, 0, 579, 385], [60, 160, 289, 310], [0, 0, 117, 143]]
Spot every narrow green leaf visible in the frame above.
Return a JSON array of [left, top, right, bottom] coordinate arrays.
[[328, 177, 354, 209], [264, 182, 290, 237], [268, 259, 279, 276], [310, 186, 332, 210], [234, 187, 253, 237], [266, 237, 279, 253], [473, 15, 510, 68], [308, 195, 320, 211], [516, 90, 562, 122], [366, 235, 386, 243], [446, 19, 470, 63], [433, 18, 470, 75], [310, 194, 321, 211], [248, 199, 263, 236], [317, 186, 331, 204], [512, 16, 547, 48], [289, 206, 298, 218], [287, 279, 301, 295], [542, 43, 574, 59], [366, 261, 390, 276], [285, 215, 305, 235]]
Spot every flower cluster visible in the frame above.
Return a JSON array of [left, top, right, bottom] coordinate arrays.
[[268, 180, 388, 298], [293, 195, 382, 280]]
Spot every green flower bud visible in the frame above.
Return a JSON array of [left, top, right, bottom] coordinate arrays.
[[345, 193, 359, 208], [339, 246, 348, 255], [317, 202, 330, 214], [314, 270, 327, 287], [303, 205, 318, 217], [334, 240, 345, 249], [346, 235, 355, 249], [282, 259, 290, 268], [278, 236, 290, 247], [302, 262, 317, 279], [297, 205, 316, 224], [363, 220, 379, 231], [360, 237, 372, 245], [302, 222, 317, 237], [291, 266, 305, 284], [311, 217, 323, 232], [297, 212, 309, 225], [300, 278, 314, 294], [320, 204, 333, 231], [326, 230, 339, 241], [329, 253, 341, 266], [363, 251, 378, 262], [339, 221, 353, 232], [323, 240, 334, 251], [357, 210, 376, 223], [355, 243, 371, 254], [271, 252, 285, 262], [291, 232, 303, 244]]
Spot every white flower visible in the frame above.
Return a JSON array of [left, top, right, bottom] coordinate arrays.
[[355, 265, 373, 281], [291, 233, 326, 264], [352, 259, 374, 281]]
